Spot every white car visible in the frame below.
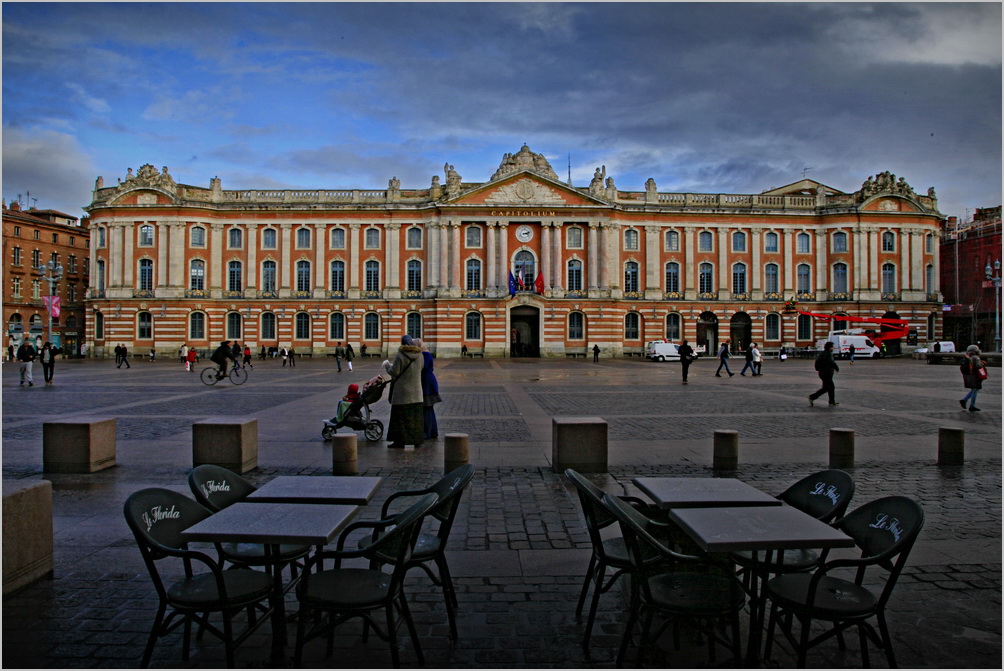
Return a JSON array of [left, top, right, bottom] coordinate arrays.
[[645, 341, 681, 361]]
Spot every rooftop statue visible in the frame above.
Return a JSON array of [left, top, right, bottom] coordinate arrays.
[[489, 144, 559, 182]]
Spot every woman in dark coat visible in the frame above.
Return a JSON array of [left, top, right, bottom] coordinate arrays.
[[959, 344, 986, 412], [414, 338, 442, 440], [383, 335, 425, 448]]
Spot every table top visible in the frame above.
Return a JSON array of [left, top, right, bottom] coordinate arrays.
[[667, 505, 856, 553], [245, 476, 383, 505], [181, 502, 359, 545], [632, 477, 782, 509]]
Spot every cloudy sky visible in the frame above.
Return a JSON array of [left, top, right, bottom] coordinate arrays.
[[3, 2, 1000, 221]]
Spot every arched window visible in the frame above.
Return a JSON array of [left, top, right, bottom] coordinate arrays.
[[796, 263, 811, 293], [882, 232, 895, 252], [665, 262, 680, 293], [833, 263, 848, 293], [699, 263, 714, 293], [666, 313, 681, 340], [137, 311, 153, 339], [94, 312, 104, 339], [797, 313, 813, 340], [364, 313, 380, 340], [364, 260, 380, 291], [624, 229, 639, 250], [330, 228, 345, 249], [882, 263, 897, 293], [228, 228, 242, 248], [139, 259, 153, 291], [296, 228, 311, 248], [764, 232, 779, 252], [833, 231, 848, 252], [568, 312, 584, 340], [732, 231, 746, 252], [625, 312, 640, 340], [190, 260, 205, 290], [566, 226, 583, 248], [406, 312, 422, 338], [30, 314, 44, 331], [765, 263, 779, 294], [226, 312, 242, 340], [466, 225, 482, 247], [665, 230, 679, 251], [328, 313, 344, 340], [97, 227, 107, 247], [925, 234, 933, 254], [465, 312, 482, 340], [189, 312, 204, 340], [699, 231, 713, 252], [926, 264, 935, 295], [261, 312, 276, 340], [407, 227, 422, 249], [833, 314, 849, 331], [227, 260, 242, 292], [262, 260, 277, 292], [296, 260, 311, 292], [765, 313, 781, 340], [927, 313, 937, 340], [797, 232, 810, 253], [96, 260, 106, 291], [191, 226, 206, 247], [624, 261, 639, 292], [262, 228, 277, 249], [466, 259, 482, 291], [732, 263, 747, 294], [295, 312, 311, 340], [566, 259, 582, 291], [513, 250, 535, 287], [406, 260, 422, 291], [364, 228, 380, 249], [139, 225, 154, 246], [329, 260, 345, 292]]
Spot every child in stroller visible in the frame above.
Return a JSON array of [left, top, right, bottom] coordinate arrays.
[[322, 376, 387, 441]]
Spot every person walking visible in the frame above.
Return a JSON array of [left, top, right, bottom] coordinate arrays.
[[959, 345, 987, 412], [117, 344, 131, 368], [288, 346, 297, 366], [7, 343, 14, 363], [17, 340, 36, 386], [39, 341, 57, 385], [678, 340, 694, 384], [848, 343, 856, 365], [180, 344, 189, 369], [752, 342, 763, 376], [383, 335, 425, 448], [345, 343, 354, 371], [242, 343, 254, 370], [186, 346, 198, 372], [281, 346, 289, 367], [414, 338, 442, 440], [592, 344, 600, 362], [715, 341, 734, 377], [809, 341, 840, 406], [334, 341, 345, 372], [740, 344, 756, 376]]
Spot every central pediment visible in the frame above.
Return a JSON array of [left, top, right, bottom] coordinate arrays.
[[444, 172, 605, 207]]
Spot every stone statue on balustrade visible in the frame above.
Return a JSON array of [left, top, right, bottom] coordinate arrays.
[[589, 166, 606, 194]]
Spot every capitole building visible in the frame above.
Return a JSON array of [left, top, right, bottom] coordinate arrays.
[[83, 145, 945, 358]]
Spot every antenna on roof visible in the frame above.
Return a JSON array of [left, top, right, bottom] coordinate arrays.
[[802, 166, 814, 178], [567, 153, 572, 185]]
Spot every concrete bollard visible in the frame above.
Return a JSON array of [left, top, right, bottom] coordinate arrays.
[[43, 417, 117, 474], [3, 479, 54, 595], [938, 427, 965, 466], [193, 417, 258, 473], [331, 434, 358, 475], [552, 417, 608, 473], [829, 428, 856, 469], [444, 433, 470, 473], [713, 430, 739, 471]]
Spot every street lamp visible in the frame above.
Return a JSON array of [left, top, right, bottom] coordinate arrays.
[[986, 259, 1001, 353], [35, 260, 64, 347]]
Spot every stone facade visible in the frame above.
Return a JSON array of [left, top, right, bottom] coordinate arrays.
[[83, 148, 945, 358]]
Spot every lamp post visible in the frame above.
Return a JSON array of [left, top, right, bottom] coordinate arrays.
[[35, 259, 64, 348], [986, 259, 1001, 353]]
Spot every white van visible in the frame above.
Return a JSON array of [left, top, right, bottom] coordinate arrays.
[[916, 341, 956, 353], [815, 333, 881, 359], [645, 340, 681, 361]]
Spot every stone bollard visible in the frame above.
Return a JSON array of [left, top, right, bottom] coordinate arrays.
[[938, 427, 965, 466], [192, 417, 258, 474], [444, 433, 470, 473], [829, 428, 855, 469], [713, 430, 739, 471], [552, 417, 608, 473], [43, 417, 117, 474], [3, 479, 54, 595], [331, 434, 358, 475]]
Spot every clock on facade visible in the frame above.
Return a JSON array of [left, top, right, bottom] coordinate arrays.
[[515, 225, 534, 243]]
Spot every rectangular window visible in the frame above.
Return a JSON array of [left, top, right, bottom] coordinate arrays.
[[406, 228, 422, 249], [365, 228, 380, 249], [139, 225, 154, 246], [466, 261, 481, 291], [262, 228, 276, 249], [765, 232, 779, 252], [567, 227, 583, 249], [32, 279, 41, 299], [665, 230, 679, 251], [32, 249, 41, 266], [465, 226, 482, 248], [797, 233, 810, 254], [12, 247, 21, 265], [330, 228, 345, 249], [13, 226, 21, 236], [52, 233, 59, 243], [12, 278, 21, 297], [797, 314, 812, 340]]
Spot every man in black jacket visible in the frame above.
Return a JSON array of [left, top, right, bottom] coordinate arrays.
[[17, 340, 36, 386], [809, 341, 840, 406], [210, 341, 238, 380]]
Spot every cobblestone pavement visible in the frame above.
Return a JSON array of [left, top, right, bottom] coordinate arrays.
[[2, 356, 1000, 668]]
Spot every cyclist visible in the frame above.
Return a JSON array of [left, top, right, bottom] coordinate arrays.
[[210, 340, 238, 380]]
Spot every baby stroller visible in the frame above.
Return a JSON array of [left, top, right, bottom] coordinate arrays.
[[321, 377, 388, 441]]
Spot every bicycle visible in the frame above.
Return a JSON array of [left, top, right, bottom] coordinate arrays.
[[200, 361, 248, 386]]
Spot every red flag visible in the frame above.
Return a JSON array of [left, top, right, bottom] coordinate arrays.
[[534, 273, 544, 294], [43, 296, 62, 318]]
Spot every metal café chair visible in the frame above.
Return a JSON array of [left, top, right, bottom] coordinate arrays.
[[602, 493, 746, 667], [361, 463, 476, 640], [764, 495, 925, 668], [293, 492, 440, 668], [123, 488, 274, 668]]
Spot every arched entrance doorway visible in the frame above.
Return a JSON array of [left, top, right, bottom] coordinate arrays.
[[510, 306, 540, 357], [697, 312, 718, 356], [881, 311, 902, 355], [730, 312, 753, 352]]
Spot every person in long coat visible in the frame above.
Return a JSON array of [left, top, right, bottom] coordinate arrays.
[[959, 344, 987, 412], [414, 338, 442, 440], [384, 335, 425, 448]]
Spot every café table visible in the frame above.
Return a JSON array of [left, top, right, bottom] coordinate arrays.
[[667, 504, 855, 665], [632, 477, 782, 509], [181, 501, 360, 660], [246, 475, 383, 505]]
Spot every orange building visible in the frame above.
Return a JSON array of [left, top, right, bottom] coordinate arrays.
[[3, 201, 90, 357], [83, 147, 945, 358]]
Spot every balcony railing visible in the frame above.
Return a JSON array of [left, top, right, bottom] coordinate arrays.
[[926, 292, 940, 302], [186, 289, 210, 298], [325, 290, 347, 299], [623, 291, 643, 300], [696, 291, 718, 300], [828, 292, 853, 301], [291, 290, 312, 298], [133, 289, 155, 298], [881, 292, 902, 302], [663, 291, 684, 300], [401, 290, 423, 298], [360, 290, 383, 299], [222, 290, 243, 299], [796, 291, 816, 301], [89, 289, 105, 299], [763, 292, 783, 301], [731, 293, 751, 301], [565, 290, 586, 298], [461, 290, 485, 298]]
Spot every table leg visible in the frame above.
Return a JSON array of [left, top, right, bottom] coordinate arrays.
[[743, 549, 774, 667], [265, 544, 287, 659]]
